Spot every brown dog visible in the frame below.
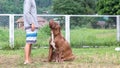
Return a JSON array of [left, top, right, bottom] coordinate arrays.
[[48, 19, 75, 62]]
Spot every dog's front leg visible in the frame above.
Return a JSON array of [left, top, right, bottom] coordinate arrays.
[[48, 45, 53, 62]]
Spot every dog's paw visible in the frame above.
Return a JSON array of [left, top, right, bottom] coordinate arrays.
[[50, 42, 56, 49]]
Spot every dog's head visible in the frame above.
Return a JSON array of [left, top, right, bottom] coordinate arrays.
[[49, 19, 61, 35]]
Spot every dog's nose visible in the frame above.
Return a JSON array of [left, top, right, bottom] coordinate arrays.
[[49, 19, 56, 28], [49, 19, 54, 23]]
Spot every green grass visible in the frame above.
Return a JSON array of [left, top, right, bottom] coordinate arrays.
[[70, 28, 117, 47], [1, 47, 120, 68], [0, 28, 9, 49], [0, 27, 118, 49]]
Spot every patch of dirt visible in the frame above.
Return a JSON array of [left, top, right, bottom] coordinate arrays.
[[0, 55, 22, 68]]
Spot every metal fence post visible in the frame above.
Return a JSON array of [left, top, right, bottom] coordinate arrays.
[[65, 15, 70, 43], [117, 15, 120, 42], [9, 14, 14, 48]]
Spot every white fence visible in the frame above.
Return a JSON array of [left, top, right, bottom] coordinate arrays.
[[0, 14, 120, 48]]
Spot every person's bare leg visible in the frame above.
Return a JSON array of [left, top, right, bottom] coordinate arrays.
[[24, 43, 32, 64], [28, 44, 32, 61]]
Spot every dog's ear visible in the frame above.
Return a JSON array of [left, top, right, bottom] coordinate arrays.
[[55, 23, 61, 33], [58, 25, 61, 33]]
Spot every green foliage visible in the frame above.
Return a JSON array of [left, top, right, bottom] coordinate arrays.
[[35, 25, 51, 47], [97, 0, 120, 15], [39, 24, 51, 36], [1, 0, 120, 15], [0, 0, 52, 14], [53, 0, 96, 14], [36, 0, 53, 14], [0, 0, 23, 14]]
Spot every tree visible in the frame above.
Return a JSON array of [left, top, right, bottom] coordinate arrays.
[[53, 0, 96, 14], [96, 0, 120, 15], [0, 0, 53, 14], [0, 0, 23, 14], [53, 0, 99, 29], [36, 0, 53, 14]]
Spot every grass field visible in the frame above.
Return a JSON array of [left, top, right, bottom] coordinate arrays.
[[0, 27, 118, 49], [1, 47, 120, 68], [70, 28, 117, 47], [0, 27, 119, 68]]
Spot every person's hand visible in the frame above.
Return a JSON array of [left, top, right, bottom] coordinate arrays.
[[31, 23, 35, 31]]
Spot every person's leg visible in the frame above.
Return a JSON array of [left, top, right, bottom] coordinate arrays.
[[24, 43, 32, 64]]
